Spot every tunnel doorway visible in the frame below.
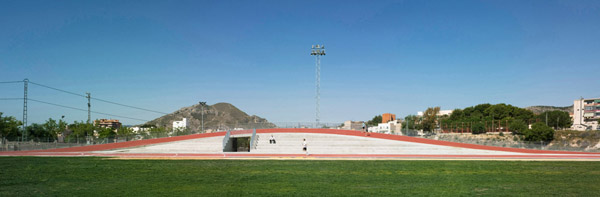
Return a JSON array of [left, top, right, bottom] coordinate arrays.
[[224, 137, 250, 152]]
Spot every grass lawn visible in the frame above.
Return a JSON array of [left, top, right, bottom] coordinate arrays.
[[1, 157, 599, 196]]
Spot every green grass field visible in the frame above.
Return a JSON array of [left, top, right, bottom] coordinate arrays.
[[1, 157, 599, 196]]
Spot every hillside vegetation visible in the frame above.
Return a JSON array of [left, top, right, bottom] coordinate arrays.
[[525, 105, 573, 115]]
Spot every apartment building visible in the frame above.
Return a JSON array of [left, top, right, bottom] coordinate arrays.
[[573, 98, 600, 131]]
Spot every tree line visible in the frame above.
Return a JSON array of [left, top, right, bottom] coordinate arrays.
[[396, 103, 572, 142], [0, 112, 173, 142]]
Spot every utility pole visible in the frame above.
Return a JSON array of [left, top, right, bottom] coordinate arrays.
[[22, 78, 28, 142], [86, 92, 91, 124], [199, 102, 206, 133], [310, 44, 325, 127], [545, 112, 548, 126], [406, 117, 410, 133]]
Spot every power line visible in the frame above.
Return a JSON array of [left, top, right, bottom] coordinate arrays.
[[90, 97, 168, 115], [0, 98, 23, 100], [28, 81, 87, 97], [0, 81, 24, 84], [28, 80, 168, 114], [27, 98, 150, 122]]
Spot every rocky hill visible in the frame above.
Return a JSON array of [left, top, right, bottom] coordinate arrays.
[[144, 102, 275, 132], [525, 105, 573, 115]]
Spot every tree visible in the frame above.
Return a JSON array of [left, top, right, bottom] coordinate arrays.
[[509, 119, 527, 135], [118, 126, 134, 140], [149, 127, 167, 138], [471, 122, 486, 134], [0, 112, 22, 140], [70, 121, 95, 137], [366, 115, 382, 126], [523, 122, 554, 142], [97, 127, 116, 138], [401, 115, 421, 136], [536, 111, 572, 129], [449, 109, 463, 121], [512, 108, 535, 123], [42, 118, 64, 140], [442, 103, 535, 134], [140, 124, 155, 128], [58, 119, 67, 133], [484, 103, 510, 120], [26, 123, 52, 141], [402, 115, 422, 130], [473, 103, 492, 116], [421, 107, 441, 132]]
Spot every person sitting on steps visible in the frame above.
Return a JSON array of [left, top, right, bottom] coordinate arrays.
[[269, 135, 276, 144]]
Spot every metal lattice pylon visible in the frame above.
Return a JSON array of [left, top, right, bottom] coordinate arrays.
[[22, 78, 28, 142], [310, 44, 325, 126], [86, 92, 91, 124]]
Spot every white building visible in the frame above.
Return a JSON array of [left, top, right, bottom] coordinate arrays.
[[573, 98, 600, 131], [131, 126, 150, 134], [377, 122, 391, 133], [342, 120, 365, 131], [417, 110, 453, 117], [368, 120, 402, 134], [173, 118, 187, 131], [439, 110, 453, 116]]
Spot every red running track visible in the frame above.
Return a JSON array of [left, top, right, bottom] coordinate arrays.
[[2, 128, 600, 160], [2, 152, 600, 160]]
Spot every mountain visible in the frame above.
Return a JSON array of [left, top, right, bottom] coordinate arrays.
[[143, 102, 275, 131], [525, 105, 573, 115]]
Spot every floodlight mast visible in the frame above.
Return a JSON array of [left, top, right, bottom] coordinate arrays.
[[199, 101, 207, 133], [310, 44, 325, 127]]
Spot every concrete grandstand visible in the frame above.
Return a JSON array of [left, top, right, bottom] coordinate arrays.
[[3, 128, 600, 160]]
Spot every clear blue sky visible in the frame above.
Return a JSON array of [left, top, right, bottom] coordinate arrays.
[[1, 0, 599, 125]]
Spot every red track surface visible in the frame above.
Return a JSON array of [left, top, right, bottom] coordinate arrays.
[[2, 128, 600, 160]]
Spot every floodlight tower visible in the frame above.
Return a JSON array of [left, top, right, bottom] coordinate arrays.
[[311, 44, 325, 127], [199, 101, 207, 133], [86, 92, 91, 124], [22, 78, 28, 142]]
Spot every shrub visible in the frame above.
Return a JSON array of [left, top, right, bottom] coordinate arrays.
[[510, 119, 527, 135], [581, 132, 590, 138], [523, 122, 554, 142], [471, 122, 486, 134]]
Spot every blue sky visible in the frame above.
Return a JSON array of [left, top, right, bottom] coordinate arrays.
[[1, 0, 599, 125]]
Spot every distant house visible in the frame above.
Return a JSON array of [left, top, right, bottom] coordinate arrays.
[[382, 113, 396, 123], [94, 119, 122, 129], [131, 126, 150, 134], [57, 126, 73, 143], [417, 110, 452, 117], [173, 118, 187, 131], [342, 120, 365, 131], [369, 120, 402, 134]]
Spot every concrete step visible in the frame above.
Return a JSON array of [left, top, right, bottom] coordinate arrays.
[[102, 133, 522, 155]]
